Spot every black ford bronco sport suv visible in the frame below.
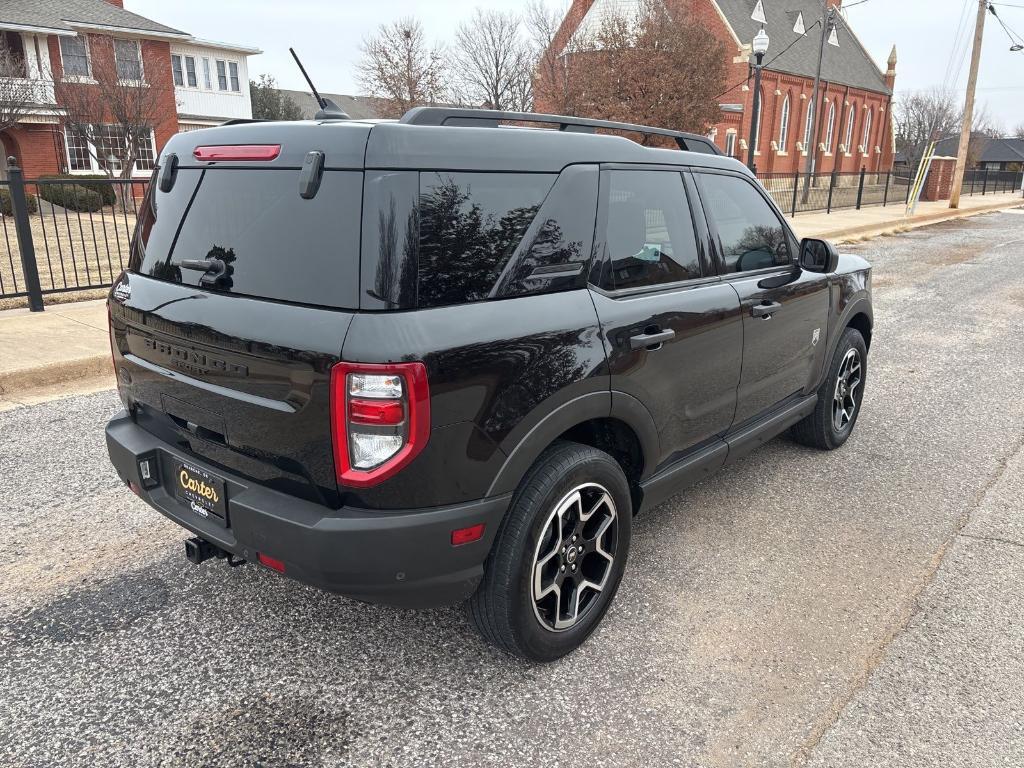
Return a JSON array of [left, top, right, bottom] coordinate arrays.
[[106, 107, 872, 661]]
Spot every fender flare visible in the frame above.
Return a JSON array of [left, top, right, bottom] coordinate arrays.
[[486, 389, 661, 496], [819, 293, 873, 388]]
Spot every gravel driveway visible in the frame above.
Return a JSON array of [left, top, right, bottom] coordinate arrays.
[[1, 211, 1023, 767]]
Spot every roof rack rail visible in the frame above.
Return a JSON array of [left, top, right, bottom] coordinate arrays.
[[399, 107, 721, 155]]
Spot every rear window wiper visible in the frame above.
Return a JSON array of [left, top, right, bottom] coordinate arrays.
[[180, 258, 231, 289]]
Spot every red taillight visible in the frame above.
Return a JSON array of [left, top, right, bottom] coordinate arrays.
[[349, 398, 404, 426], [451, 523, 485, 546], [193, 144, 281, 162], [330, 362, 430, 488], [257, 553, 286, 573]]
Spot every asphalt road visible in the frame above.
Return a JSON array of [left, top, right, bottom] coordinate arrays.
[[2, 211, 1023, 768]]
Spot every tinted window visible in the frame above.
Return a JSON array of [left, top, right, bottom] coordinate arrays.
[[361, 170, 419, 310], [418, 172, 554, 308], [136, 169, 362, 309], [491, 165, 598, 299], [697, 173, 790, 273], [130, 169, 201, 276], [604, 170, 702, 290]]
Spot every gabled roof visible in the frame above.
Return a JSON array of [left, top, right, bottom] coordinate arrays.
[[933, 136, 1024, 164], [713, 0, 891, 95], [0, 0, 187, 38], [278, 90, 386, 121]]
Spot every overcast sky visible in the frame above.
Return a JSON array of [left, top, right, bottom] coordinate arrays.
[[132, 0, 1024, 131]]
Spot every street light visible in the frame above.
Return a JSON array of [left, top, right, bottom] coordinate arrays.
[[747, 28, 770, 174]]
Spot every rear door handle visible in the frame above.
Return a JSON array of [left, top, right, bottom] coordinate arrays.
[[751, 301, 782, 318], [629, 329, 675, 350]]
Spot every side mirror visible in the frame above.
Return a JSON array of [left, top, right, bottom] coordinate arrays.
[[799, 238, 840, 273]]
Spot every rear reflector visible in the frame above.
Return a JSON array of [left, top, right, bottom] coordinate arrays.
[[257, 553, 286, 573], [349, 398, 404, 425], [193, 144, 281, 162], [451, 523, 485, 546]]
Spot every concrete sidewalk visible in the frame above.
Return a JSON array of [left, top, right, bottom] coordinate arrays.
[[0, 191, 1021, 407], [789, 190, 1024, 242], [0, 298, 112, 409]]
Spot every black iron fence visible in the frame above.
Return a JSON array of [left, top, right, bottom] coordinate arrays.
[[758, 167, 1023, 217], [962, 168, 1022, 197], [1, 163, 149, 309]]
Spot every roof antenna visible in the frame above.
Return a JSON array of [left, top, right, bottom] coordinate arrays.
[[289, 47, 349, 120]]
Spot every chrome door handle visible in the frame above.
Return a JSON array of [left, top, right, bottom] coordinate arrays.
[[629, 329, 675, 350], [751, 301, 782, 318]]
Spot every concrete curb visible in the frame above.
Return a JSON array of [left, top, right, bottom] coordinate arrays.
[[815, 198, 1024, 243], [0, 355, 113, 398]]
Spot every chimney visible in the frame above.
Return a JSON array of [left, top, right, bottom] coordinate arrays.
[[885, 45, 897, 91], [103, 0, 125, 6], [827, 0, 842, 6]]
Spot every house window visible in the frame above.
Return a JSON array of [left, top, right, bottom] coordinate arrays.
[[778, 95, 790, 151], [844, 105, 856, 152], [202, 57, 212, 89], [65, 125, 156, 174], [824, 102, 836, 153], [216, 59, 228, 90], [803, 103, 814, 150], [171, 54, 184, 86], [1, 32, 27, 77], [229, 61, 240, 92], [59, 36, 90, 78], [65, 131, 91, 171], [725, 131, 737, 158], [862, 109, 873, 150], [114, 39, 142, 81], [184, 56, 197, 87]]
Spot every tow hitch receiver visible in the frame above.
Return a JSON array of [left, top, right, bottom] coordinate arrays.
[[184, 537, 246, 567]]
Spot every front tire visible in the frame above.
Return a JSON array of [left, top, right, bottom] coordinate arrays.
[[468, 441, 632, 662], [791, 327, 868, 450]]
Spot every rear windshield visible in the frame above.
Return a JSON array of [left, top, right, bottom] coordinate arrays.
[[132, 169, 361, 309]]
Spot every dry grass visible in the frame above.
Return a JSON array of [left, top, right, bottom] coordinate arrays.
[[0, 207, 136, 307]]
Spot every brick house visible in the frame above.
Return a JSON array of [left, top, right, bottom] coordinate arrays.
[[541, 0, 897, 175], [0, 0, 258, 179]]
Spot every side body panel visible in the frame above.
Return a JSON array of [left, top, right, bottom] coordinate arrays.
[[341, 290, 608, 509]]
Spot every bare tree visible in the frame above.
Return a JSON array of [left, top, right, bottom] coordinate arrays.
[[0, 39, 36, 134], [554, 0, 726, 139], [1014, 123, 1024, 140], [54, 35, 165, 206], [526, 0, 583, 115], [453, 9, 533, 111], [894, 88, 1002, 170], [356, 17, 450, 118]]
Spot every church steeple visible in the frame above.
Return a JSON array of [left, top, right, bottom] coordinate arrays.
[[885, 45, 897, 90]]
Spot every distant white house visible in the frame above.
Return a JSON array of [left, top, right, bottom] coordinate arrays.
[[170, 38, 262, 131]]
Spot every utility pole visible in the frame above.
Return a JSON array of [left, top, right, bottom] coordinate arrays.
[[801, 4, 836, 203], [950, 0, 988, 209]]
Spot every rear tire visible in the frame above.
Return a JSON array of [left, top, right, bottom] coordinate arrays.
[[468, 441, 632, 662], [791, 327, 868, 450]]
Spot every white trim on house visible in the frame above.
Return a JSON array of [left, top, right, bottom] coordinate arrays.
[[64, 22, 191, 40]]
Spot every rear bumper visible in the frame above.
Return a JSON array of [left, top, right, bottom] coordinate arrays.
[[105, 411, 509, 608]]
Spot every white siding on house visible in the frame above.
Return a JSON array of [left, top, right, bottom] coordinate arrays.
[[169, 41, 256, 122]]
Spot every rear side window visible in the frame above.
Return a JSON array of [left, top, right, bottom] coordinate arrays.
[[603, 170, 702, 290], [135, 169, 362, 309], [418, 172, 554, 308]]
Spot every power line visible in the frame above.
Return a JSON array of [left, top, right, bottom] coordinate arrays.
[[713, 20, 822, 101], [944, 0, 975, 89], [988, 2, 1024, 46]]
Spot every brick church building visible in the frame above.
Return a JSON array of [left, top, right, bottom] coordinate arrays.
[[542, 0, 897, 175]]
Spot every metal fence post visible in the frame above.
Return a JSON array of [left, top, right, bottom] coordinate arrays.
[[883, 171, 891, 207], [826, 170, 837, 214], [790, 171, 799, 217], [8, 158, 44, 312], [855, 167, 866, 210], [982, 168, 989, 196]]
